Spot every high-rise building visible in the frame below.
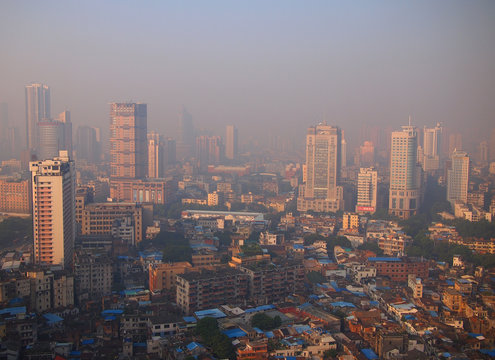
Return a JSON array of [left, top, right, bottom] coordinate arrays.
[[163, 137, 176, 169], [341, 130, 347, 169], [147, 131, 163, 178], [109, 103, 147, 179], [38, 120, 63, 160], [177, 107, 194, 160], [479, 141, 489, 165], [422, 123, 442, 172], [359, 140, 375, 167], [356, 167, 378, 214], [225, 125, 238, 161], [490, 128, 495, 162], [388, 124, 421, 219], [196, 135, 223, 170], [448, 133, 462, 155], [30, 151, 76, 268], [57, 110, 72, 156], [76, 125, 100, 164], [25, 83, 50, 153], [447, 150, 469, 208], [297, 123, 343, 212]]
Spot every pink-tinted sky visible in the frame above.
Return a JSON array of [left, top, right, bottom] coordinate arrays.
[[1, 1, 494, 149]]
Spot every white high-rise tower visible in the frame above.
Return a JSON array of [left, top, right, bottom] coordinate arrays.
[[30, 151, 76, 268]]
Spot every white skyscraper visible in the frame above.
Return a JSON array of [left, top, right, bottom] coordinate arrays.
[[423, 123, 442, 172], [447, 150, 469, 208], [297, 123, 343, 212], [356, 167, 378, 214], [389, 124, 422, 219], [30, 151, 76, 268], [25, 83, 50, 153], [225, 125, 238, 160]]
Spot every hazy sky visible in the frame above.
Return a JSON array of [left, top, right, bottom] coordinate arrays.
[[1, 1, 494, 148]]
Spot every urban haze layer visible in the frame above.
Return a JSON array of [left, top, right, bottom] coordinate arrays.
[[0, 2, 495, 360]]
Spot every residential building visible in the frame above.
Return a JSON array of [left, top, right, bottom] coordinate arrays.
[[196, 135, 223, 170], [0, 179, 31, 214], [149, 262, 193, 292], [176, 268, 249, 314], [30, 151, 76, 268], [447, 150, 469, 208], [367, 257, 428, 282], [408, 274, 423, 299], [342, 212, 359, 230], [239, 262, 305, 305], [356, 167, 377, 214], [74, 251, 113, 302], [109, 102, 147, 179], [388, 123, 422, 219], [297, 123, 343, 212], [79, 202, 144, 244], [75, 125, 100, 164], [109, 178, 176, 205]]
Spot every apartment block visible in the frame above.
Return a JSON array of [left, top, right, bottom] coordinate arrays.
[[0, 179, 31, 214], [176, 268, 249, 314]]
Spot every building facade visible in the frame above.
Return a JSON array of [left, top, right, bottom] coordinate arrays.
[[0, 179, 31, 214], [25, 83, 50, 153], [447, 150, 469, 208], [356, 167, 377, 214], [297, 124, 343, 212], [422, 123, 442, 172], [78, 202, 144, 244], [30, 151, 76, 268], [388, 124, 421, 219], [109, 103, 147, 179], [225, 125, 238, 161]]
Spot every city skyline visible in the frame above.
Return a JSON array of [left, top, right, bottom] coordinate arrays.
[[0, 2, 494, 151]]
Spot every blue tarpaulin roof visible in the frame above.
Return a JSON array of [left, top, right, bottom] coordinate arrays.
[[429, 311, 439, 317], [81, 339, 94, 345], [187, 342, 203, 351], [101, 309, 124, 316], [367, 257, 401, 262], [446, 279, 455, 286], [244, 304, 275, 313], [0, 306, 26, 316], [223, 328, 247, 338], [331, 301, 356, 308], [43, 313, 63, 324], [361, 348, 379, 359], [265, 331, 274, 338], [194, 308, 226, 319], [479, 349, 495, 357], [183, 316, 197, 323]]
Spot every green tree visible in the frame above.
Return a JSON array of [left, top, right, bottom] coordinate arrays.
[[251, 313, 282, 330], [306, 271, 325, 284]]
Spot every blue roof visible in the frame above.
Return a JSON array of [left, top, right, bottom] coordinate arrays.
[[101, 309, 124, 316], [183, 316, 197, 323], [134, 342, 146, 347], [186, 342, 203, 351], [0, 306, 26, 316], [253, 327, 264, 334], [368, 257, 401, 262], [446, 279, 455, 286], [69, 351, 81, 356], [331, 301, 356, 308], [429, 311, 439, 318], [404, 315, 416, 320], [8, 297, 23, 305], [468, 333, 484, 338], [298, 302, 311, 310], [370, 301, 379, 306], [244, 304, 275, 313], [223, 328, 248, 338], [293, 244, 304, 250], [43, 313, 63, 324], [139, 301, 151, 306], [294, 325, 311, 334], [81, 339, 94, 345], [194, 308, 226, 319], [104, 316, 116, 321], [361, 348, 379, 360], [318, 258, 333, 264], [264, 331, 274, 338], [479, 349, 495, 357]]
